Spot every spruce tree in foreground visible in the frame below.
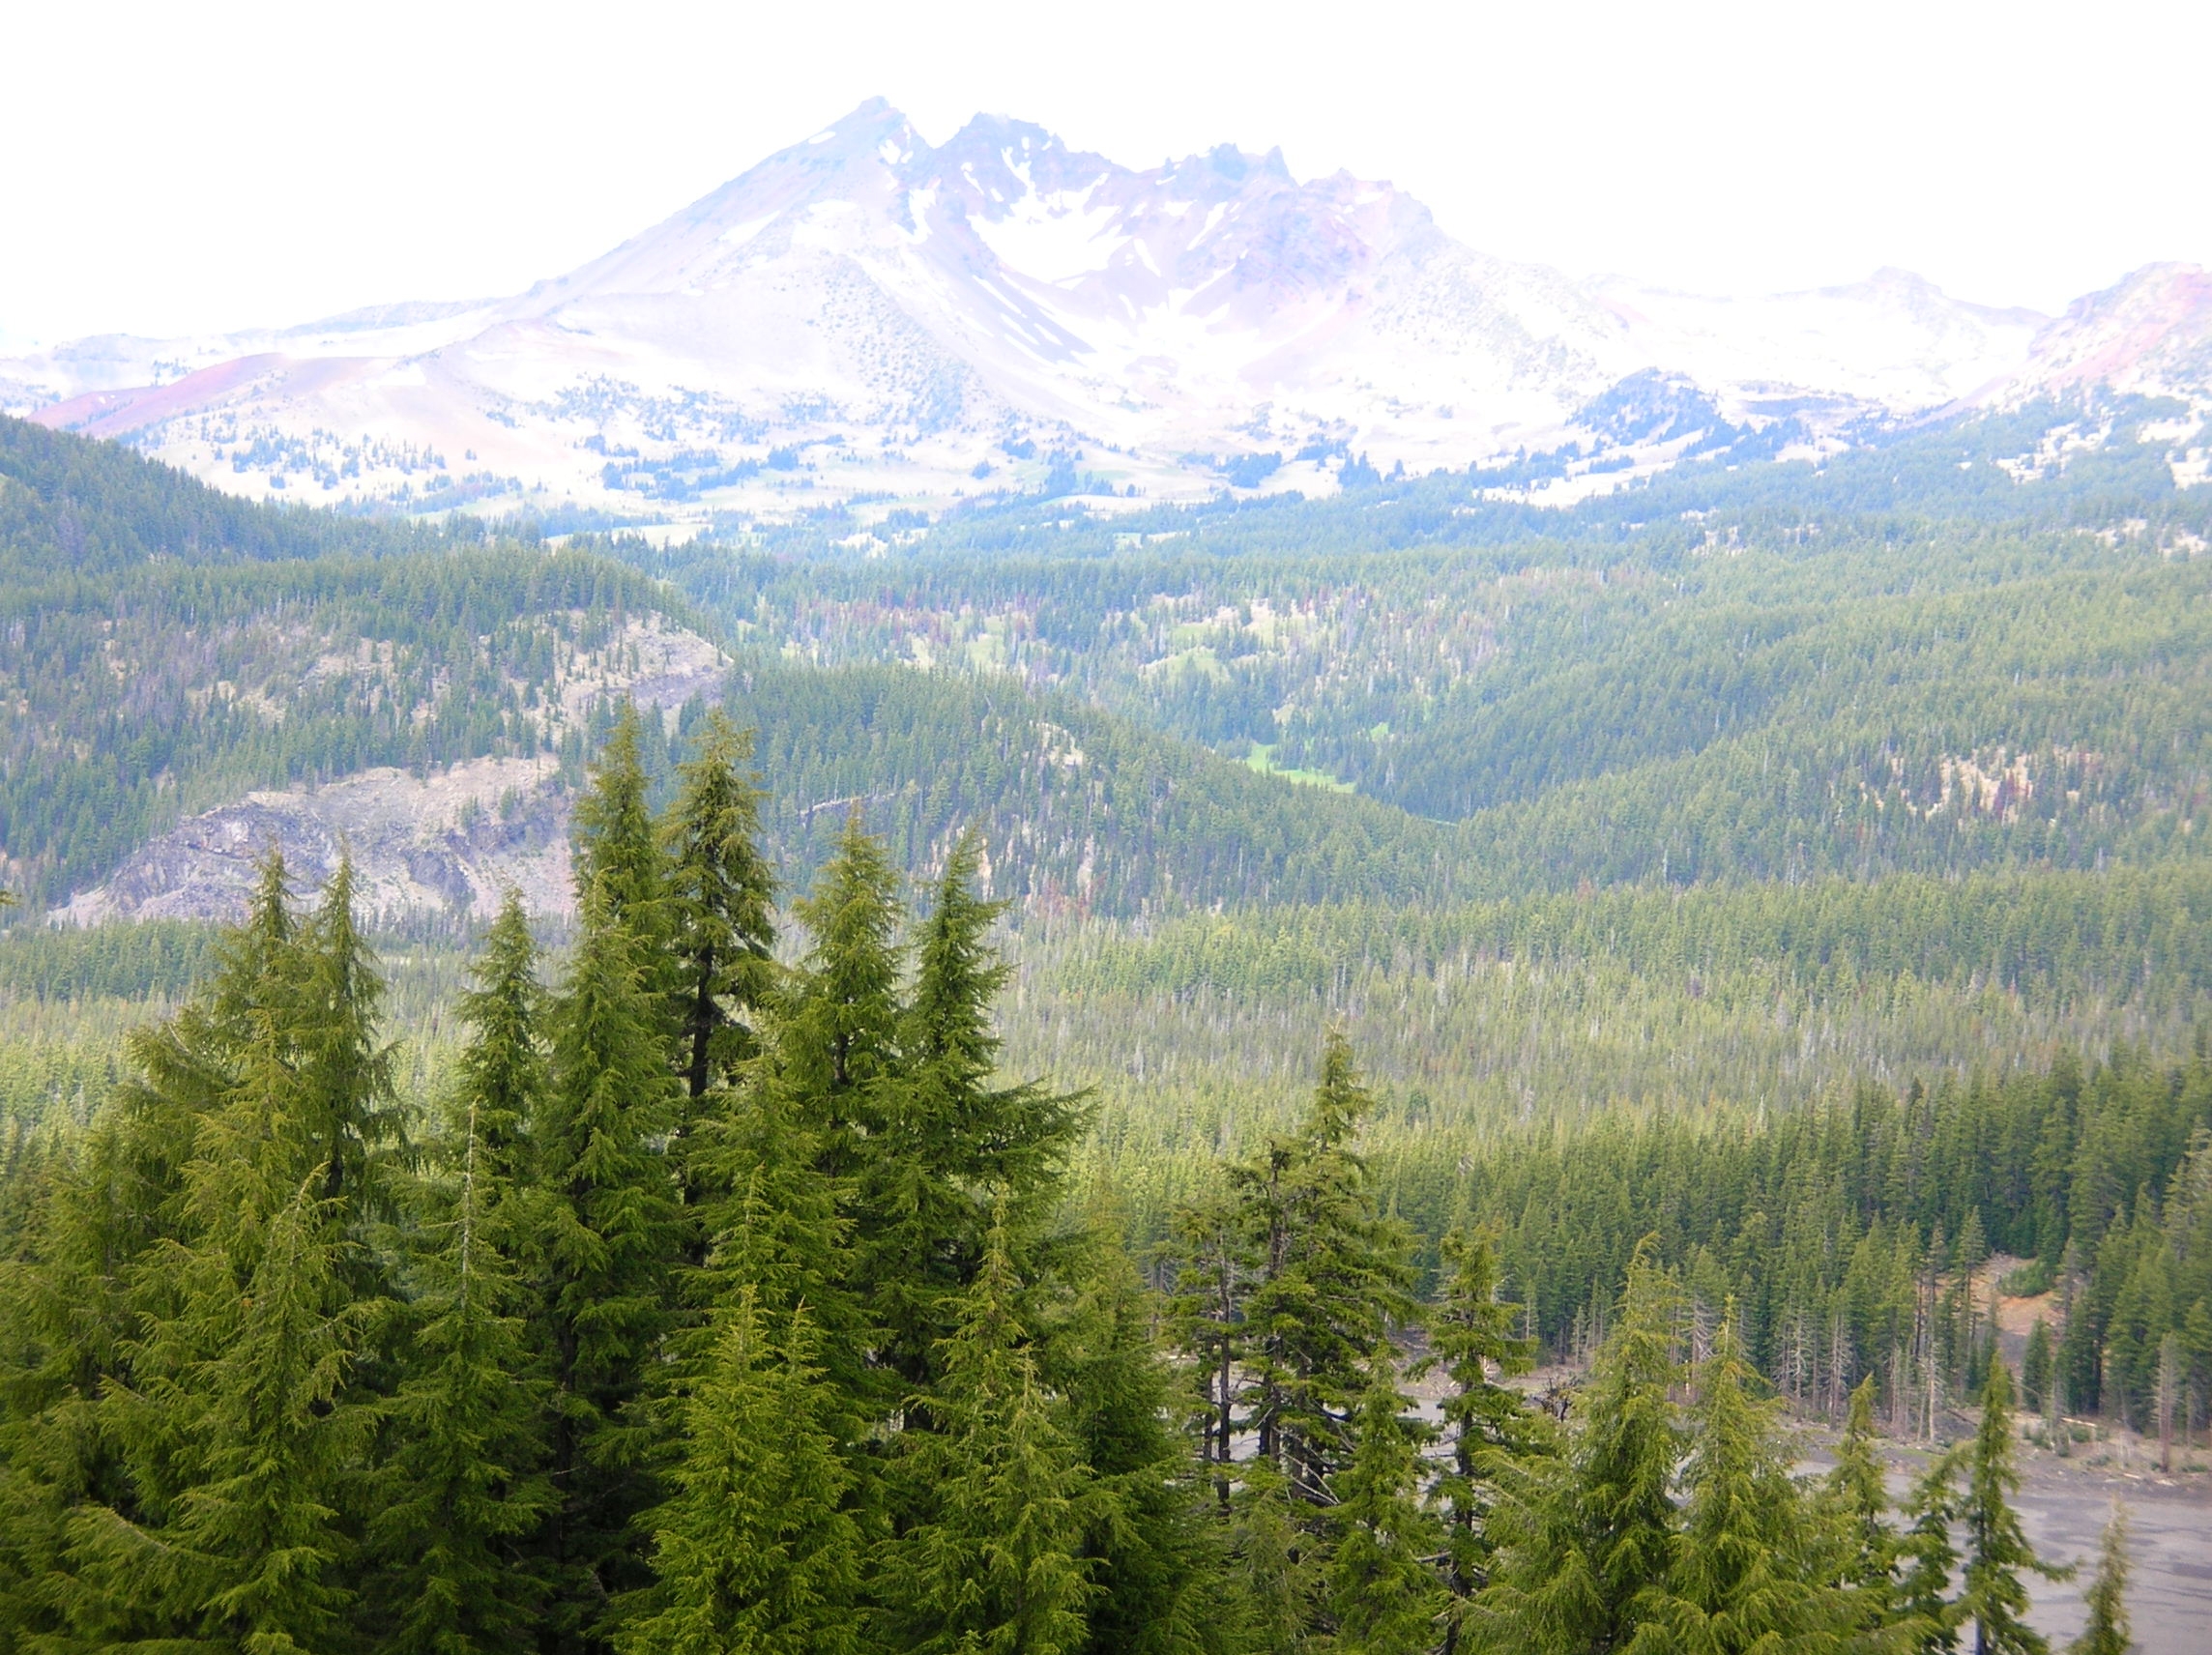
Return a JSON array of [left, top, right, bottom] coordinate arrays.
[[621, 1292, 860, 1655], [2068, 1502, 2132, 1655], [1822, 1376, 1900, 1612], [1897, 1449, 1965, 1655], [1960, 1360, 2068, 1655], [1470, 1238, 1682, 1655], [1420, 1221, 1546, 1652], [663, 711, 776, 1106], [1652, 1314, 1856, 1652], [879, 1222, 1094, 1655], [370, 897, 551, 1655], [867, 830, 1082, 1393], [532, 874, 686, 1651], [1325, 1342, 1445, 1655]]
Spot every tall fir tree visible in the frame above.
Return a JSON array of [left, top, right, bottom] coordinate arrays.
[[1235, 1033, 1416, 1508], [1470, 1238, 1682, 1655], [572, 701, 669, 947], [662, 711, 776, 1106], [531, 873, 687, 1653], [618, 1292, 861, 1655], [1418, 1222, 1546, 1654], [1959, 1360, 2068, 1655], [371, 899, 553, 1655], [865, 831, 1083, 1391], [1649, 1313, 1857, 1654], [2067, 1503, 2131, 1655], [784, 814, 905, 1187], [1821, 1376, 1900, 1611], [878, 1220, 1094, 1655], [1054, 1217, 1224, 1655], [70, 858, 391, 1652], [1325, 1342, 1446, 1655], [1897, 1449, 1965, 1655]]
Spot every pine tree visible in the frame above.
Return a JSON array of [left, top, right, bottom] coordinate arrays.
[[2068, 1503, 2132, 1655], [573, 701, 669, 945], [1325, 1342, 1445, 1655], [371, 902, 553, 1655], [662, 711, 776, 1106], [1237, 1034, 1415, 1509], [619, 1292, 861, 1655], [1418, 1222, 1545, 1652], [2022, 1321, 2053, 1417], [1960, 1360, 2067, 1655], [292, 854, 399, 1212], [1821, 1376, 1898, 1609], [1650, 1313, 1853, 1654], [1055, 1218, 1222, 1655], [878, 1221, 1093, 1655], [532, 873, 687, 1651], [865, 830, 1082, 1391], [1470, 1238, 1681, 1655], [1897, 1449, 1965, 1655], [784, 814, 905, 1185]]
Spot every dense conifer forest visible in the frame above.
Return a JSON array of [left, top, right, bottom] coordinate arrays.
[[0, 717, 2164, 1653], [1, 407, 2207, 1649]]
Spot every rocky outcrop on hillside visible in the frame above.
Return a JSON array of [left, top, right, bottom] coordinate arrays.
[[48, 613, 730, 928], [51, 755, 576, 927]]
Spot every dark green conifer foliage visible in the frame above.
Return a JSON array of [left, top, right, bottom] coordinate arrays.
[[371, 900, 552, 1655], [534, 874, 686, 1650], [662, 711, 777, 1105], [1897, 1449, 1965, 1655], [1471, 1239, 1681, 1655], [785, 814, 905, 1183], [880, 1221, 1094, 1655], [1237, 1033, 1416, 1506], [2068, 1503, 2131, 1655], [1653, 1315, 1853, 1654], [1419, 1222, 1545, 1650], [572, 701, 671, 961], [294, 855, 399, 1210], [2021, 1321, 2053, 1416], [1960, 1361, 2068, 1655], [1227, 1465, 1315, 1655], [867, 831, 1083, 1389], [1165, 1185, 1255, 1512], [1055, 1223, 1223, 1655], [620, 1292, 861, 1655], [1325, 1343, 1446, 1655], [684, 1051, 865, 1417], [71, 859, 390, 1652]]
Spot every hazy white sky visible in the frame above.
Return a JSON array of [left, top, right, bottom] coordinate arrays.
[[4, 0, 2206, 344]]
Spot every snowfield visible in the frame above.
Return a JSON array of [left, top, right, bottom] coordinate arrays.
[[6, 99, 2210, 519]]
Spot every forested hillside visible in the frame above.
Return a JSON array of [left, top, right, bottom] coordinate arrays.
[[0, 724, 2163, 1655]]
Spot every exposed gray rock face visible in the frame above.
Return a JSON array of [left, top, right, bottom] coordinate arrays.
[[49, 614, 730, 927], [52, 755, 575, 927]]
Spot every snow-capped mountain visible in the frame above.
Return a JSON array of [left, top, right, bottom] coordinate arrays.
[[5, 99, 2208, 517]]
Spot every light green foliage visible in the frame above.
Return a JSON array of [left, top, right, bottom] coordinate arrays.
[[1470, 1242, 1682, 1655], [1325, 1345, 1445, 1655], [878, 1222, 1095, 1655], [2068, 1504, 2132, 1655], [1960, 1361, 2069, 1655], [621, 1294, 860, 1655]]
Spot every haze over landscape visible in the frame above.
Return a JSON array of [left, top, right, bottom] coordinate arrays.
[[0, 6, 2207, 1653]]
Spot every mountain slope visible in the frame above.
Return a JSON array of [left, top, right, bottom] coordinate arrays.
[[14, 102, 2203, 518]]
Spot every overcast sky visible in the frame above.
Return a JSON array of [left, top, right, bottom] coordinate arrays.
[[5, 0, 2205, 345]]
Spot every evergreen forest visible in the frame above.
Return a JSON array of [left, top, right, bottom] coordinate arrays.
[[1, 405, 2208, 1649]]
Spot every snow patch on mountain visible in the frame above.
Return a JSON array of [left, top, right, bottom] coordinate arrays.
[[7, 98, 2209, 516]]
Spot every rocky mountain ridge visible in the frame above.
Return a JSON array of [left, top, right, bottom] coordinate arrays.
[[5, 99, 2209, 517]]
